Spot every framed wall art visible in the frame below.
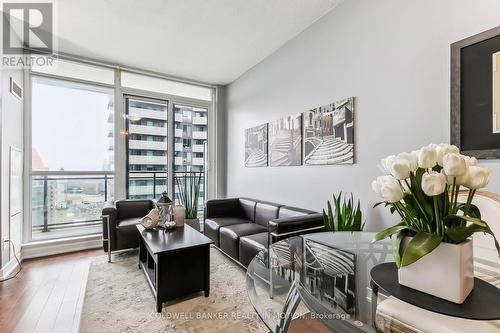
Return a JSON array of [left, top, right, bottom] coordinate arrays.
[[244, 124, 268, 167], [451, 26, 500, 159]]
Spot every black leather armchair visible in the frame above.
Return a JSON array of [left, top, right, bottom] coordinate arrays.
[[102, 199, 155, 262]]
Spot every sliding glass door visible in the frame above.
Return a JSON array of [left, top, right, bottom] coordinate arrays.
[[173, 104, 208, 212], [125, 97, 169, 199], [124, 99, 208, 213]]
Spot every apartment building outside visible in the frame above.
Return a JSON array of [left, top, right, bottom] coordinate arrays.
[[127, 101, 207, 209]]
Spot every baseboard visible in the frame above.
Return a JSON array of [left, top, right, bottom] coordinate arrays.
[[22, 235, 102, 260], [0, 254, 23, 279]]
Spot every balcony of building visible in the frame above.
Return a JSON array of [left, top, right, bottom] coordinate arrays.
[[174, 142, 184, 151], [192, 116, 207, 125], [192, 131, 207, 140], [128, 155, 167, 165], [129, 124, 167, 136], [175, 128, 183, 138], [128, 140, 167, 151], [192, 157, 204, 166], [192, 144, 205, 153], [129, 107, 167, 121]]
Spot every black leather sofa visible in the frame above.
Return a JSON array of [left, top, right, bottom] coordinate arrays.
[[204, 198, 324, 267], [102, 199, 155, 262]]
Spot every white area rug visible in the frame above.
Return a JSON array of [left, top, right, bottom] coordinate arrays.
[[80, 247, 269, 333]]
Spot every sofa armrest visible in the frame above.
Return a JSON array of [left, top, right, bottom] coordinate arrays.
[[204, 198, 242, 219], [268, 213, 325, 243], [102, 201, 118, 251]]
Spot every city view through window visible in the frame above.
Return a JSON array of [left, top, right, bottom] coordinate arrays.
[[31, 77, 114, 240], [30, 65, 211, 241], [126, 100, 207, 210]]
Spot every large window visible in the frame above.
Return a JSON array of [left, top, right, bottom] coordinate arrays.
[[31, 76, 114, 240], [28, 58, 214, 242]]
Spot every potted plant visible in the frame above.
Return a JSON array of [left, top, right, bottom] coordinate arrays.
[[323, 192, 364, 231], [372, 143, 499, 303], [175, 172, 202, 230]]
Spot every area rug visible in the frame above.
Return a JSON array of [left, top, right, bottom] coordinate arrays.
[[79, 247, 269, 333]]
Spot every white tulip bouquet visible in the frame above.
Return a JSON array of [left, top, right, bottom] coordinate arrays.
[[372, 143, 499, 268]]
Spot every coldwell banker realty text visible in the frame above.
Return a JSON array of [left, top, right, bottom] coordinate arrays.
[[2, 1, 56, 67]]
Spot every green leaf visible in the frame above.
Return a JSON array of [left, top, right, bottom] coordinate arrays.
[[446, 224, 500, 256], [443, 215, 487, 228], [373, 224, 414, 241], [392, 232, 405, 268], [400, 232, 442, 267]]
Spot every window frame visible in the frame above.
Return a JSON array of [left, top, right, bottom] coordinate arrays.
[[24, 55, 217, 243]]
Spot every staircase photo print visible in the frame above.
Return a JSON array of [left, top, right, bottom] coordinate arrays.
[[245, 124, 268, 167], [303, 97, 355, 165], [269, 113, 302, 166]]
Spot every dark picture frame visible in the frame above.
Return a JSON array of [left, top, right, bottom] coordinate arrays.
[[451, 26, 500, 159]]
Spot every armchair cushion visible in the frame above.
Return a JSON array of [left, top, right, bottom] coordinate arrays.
[[116, 199, 154, 220], [116, 217, 141, 249], [117, 217, 141, 230]]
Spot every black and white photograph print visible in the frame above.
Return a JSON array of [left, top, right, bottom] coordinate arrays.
[[244, 124, 268, 167], [304, 240, 356, 315], [303, 97, 355, 165], [269, 113, 302, 166]]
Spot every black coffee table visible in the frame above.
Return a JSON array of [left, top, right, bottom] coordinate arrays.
[[136, 224, 214, 312]]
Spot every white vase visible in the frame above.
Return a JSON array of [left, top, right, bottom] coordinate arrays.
[[398, 238, 474, 304]]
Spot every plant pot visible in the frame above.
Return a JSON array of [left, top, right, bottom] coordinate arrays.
[[185, 218, 200, 231], [398, 238, 474, 304]]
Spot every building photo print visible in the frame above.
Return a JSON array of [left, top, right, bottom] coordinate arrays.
[[303, 97, 355, 165], [269, 114, 302, 166], [245, 124, 268, 167]]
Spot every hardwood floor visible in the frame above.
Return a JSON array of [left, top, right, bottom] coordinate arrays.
[[0, 249, 102, 333], [1, 249, 334, 333]]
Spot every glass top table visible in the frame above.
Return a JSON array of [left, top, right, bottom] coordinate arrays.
[[246, 232, 393, 333]]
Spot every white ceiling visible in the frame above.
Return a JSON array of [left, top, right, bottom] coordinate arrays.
[[53, 0, 341, 84]]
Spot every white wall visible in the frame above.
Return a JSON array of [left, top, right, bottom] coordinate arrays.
[[225, 0, 500, 231], [0, 68, 24, 268]]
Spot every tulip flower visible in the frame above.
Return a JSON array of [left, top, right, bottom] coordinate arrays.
[[421, 171, 446, 196]]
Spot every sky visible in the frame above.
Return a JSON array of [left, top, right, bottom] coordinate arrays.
[[31, 78, 113, 171]]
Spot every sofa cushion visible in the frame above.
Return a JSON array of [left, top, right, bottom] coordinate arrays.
[[255, 201, 281, 227], [219, 223, 268, 260], [204, 217, 251, 247], [239, 198, 258, 221], [239, 232, 268, 267], [278, 206, 316, 219]]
